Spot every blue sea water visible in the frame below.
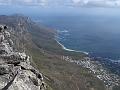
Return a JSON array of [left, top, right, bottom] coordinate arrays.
[[0, 5, 120, 60], [42, 14, 120, 60]]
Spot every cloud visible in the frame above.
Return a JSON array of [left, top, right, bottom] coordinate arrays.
[[0, 0, 120, 7], [72, 0, 120, 7], [6, 0, 45, 6], [0, 0, 11, 5], [72, 0, 81, 3], [23, 0, 33, 3]]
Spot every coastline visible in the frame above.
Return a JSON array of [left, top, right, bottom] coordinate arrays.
[[56, 29, 89, 55], [55, 39, 89, 55]]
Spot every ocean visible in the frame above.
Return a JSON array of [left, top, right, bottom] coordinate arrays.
[[42, 14, 120, 60], [0, 5, 120, 60], [32, 8, 120, 60]]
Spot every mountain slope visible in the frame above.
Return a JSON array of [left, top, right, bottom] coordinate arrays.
[[0, 15, 107, 90]]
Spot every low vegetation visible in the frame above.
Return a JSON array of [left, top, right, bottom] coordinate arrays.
[[0, 15, 106, 90]]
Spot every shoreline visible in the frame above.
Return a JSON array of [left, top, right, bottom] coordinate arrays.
[[55, 39, 89, 55], [56, 29, 89, 55]]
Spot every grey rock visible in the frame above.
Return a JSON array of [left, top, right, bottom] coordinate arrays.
[[0, 25, 46, 90]]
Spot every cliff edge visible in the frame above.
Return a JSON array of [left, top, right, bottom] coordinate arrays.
[[0, 25, 46, 90]]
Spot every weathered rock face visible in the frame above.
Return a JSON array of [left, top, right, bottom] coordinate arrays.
[[0, 25, 46, 90]]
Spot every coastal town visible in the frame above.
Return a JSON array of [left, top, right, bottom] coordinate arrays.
[[61, 55, 120, 89]]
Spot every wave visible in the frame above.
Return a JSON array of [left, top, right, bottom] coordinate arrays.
[[55, 29, 89, 55], [56, 39, 89, 55], [57, 29, 69, 33]]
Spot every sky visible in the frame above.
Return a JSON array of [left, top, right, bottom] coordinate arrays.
[[0, 0, 120, 7]]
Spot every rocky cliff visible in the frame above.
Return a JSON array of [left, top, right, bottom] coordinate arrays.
[[0, 25, 46, 90]]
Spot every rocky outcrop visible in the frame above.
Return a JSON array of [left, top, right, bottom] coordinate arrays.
[[0, 25, 46, 90]]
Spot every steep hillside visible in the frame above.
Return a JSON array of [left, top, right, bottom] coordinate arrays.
[[0, 15, 108, 90]]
